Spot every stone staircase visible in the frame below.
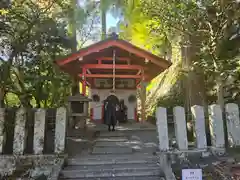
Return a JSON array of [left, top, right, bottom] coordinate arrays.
[[59, 129, 165, 180]]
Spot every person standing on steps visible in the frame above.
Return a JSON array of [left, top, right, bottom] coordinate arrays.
[[105, 90, 120, 131]]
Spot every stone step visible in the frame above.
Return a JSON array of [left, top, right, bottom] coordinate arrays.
[[67, 158, 157, 166], [62, 166, 161, 174], [59, 175, 164, 180], [99, 132, 127, 137], [95, 137, 129, 142], [64, 162, 159, 171], [68, 152, 157, 160], [67, 155, 157, 160], [94, 141, 141, 147], [60, 168, 162, 178], [94, 141, 157, 147], [92, 146, 133, 154], [99, 128, 156, 132], [92, 145, 157, 155], [67, 155, 158, 166]]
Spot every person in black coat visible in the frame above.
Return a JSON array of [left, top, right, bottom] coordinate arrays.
[[105, 90, 120, 131]]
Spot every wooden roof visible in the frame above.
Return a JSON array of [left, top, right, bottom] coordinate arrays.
[[54, 35, 172, 81]]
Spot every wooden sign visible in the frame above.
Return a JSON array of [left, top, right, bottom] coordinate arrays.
[[94, 78, 135, 88]]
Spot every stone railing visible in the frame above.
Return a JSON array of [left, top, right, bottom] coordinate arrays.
[[0, 107, 67, 180], [156, 103, 240, 179]]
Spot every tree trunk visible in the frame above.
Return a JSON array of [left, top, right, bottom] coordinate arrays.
[[181, 36, 207, 142], [101, 3, 107, 40], [70, 0, 79, 95], [71, 79, 79, 95], [0, 88, 5, 108], [181, 36, 206, 109], [36, 99, 41, 108], [216, 77, 224, 110], [19, 97, 32, 108], [71, 0, 77, 52]]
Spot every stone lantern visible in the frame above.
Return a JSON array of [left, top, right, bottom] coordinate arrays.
[[67, 94, 91, 130]]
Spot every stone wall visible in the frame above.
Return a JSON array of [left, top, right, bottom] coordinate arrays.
[[155, 104, 240, 179], [0, 155, 65, 180], [156, 103, 240, 154], [0, 107, 68, 180]]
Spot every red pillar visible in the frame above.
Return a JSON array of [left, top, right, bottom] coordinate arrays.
[[140, 68, 146, 122], [82, 68, 86, 96]]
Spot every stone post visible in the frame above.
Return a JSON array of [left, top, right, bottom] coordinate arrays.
[[84, 102, 89, 115], [83, 102, 89, 128], [225, 103, 240, 147], [191, 105, 207, 150], [13, 108, 26, 155], [173, 106, 188, 150], [208, 104, 225, 151], [33, 109, 46, 154], [156, 107, 169, 151], [55, 107, 67, 154], [68, 101, 73, 129], [0, 108, 5, 154]]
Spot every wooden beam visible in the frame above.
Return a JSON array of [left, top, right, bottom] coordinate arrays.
[[136, 79, 141, 86], [83, 64, 147, 70], [136, 70, 141, 75], [112, 41, 170, 68], [97, 57, 130, 64], [97, 59, 102, 64], [80, 80, 91, 87], [82, 68, 86, 95], [57, 41, 114, 66], [56, 40, 171, 68], [97, 57, 130, 61], [87, 69, 91, 74], [141, 68, 145, 81], [78, 74, 147, 79]]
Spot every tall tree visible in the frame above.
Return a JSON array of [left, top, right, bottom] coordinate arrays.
[[67, 0, 100, 94], [99, 0, 124, 40], [0, 0, 99, 107], [123, 0, 240, 109], [100, 0, 108, 40], [0, 0, 72, 107]]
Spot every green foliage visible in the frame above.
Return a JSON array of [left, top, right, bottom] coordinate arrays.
[[5, 92, 20, 107], [0, 0, 99, 108], [120, 0, 240, 111], [0, 0, 73, 107], [68, 0, 100, 49], [119, 0, 172, 57], [141, 0, 240, 79]]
